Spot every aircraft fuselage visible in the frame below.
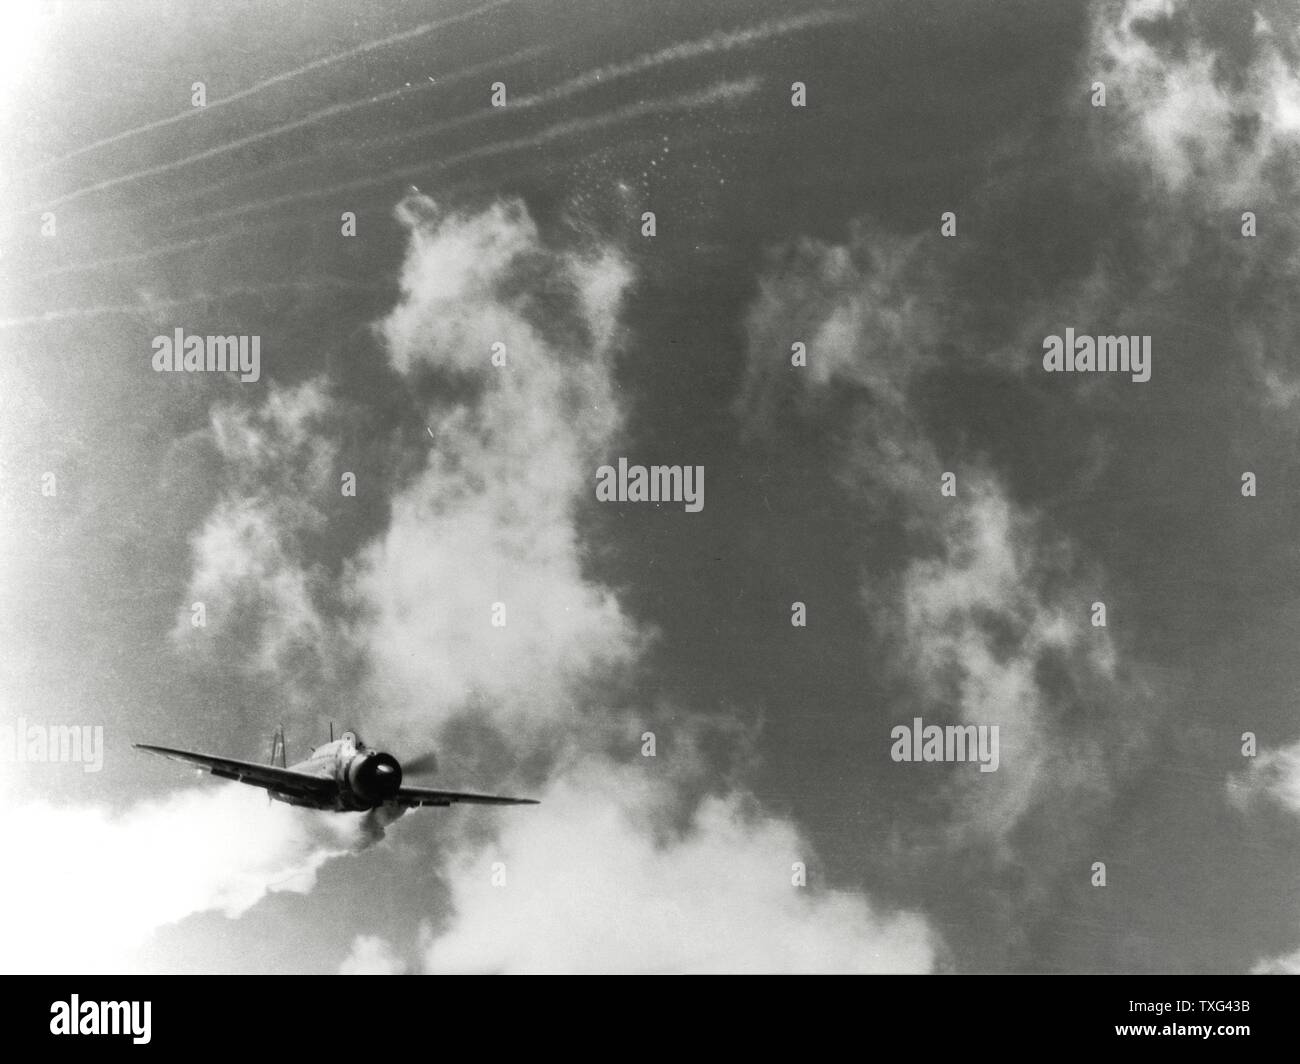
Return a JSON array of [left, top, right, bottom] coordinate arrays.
[[275, 731, 404, 811]]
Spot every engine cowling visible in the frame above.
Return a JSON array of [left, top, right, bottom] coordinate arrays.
[[347, 752, 403, 804]]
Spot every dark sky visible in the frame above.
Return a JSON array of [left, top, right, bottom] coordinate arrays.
[[2, 0, 1299, 974]]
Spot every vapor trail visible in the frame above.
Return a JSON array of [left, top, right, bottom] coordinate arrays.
[[26, 229, 260, 280], [0, 278, 382, 329], [24, 0, 517, 175], [31, 83, 423, 214], [160, 77, 762, 234], [435, 76, 762, 171], [32, 8, 844, 218], [358, 8, 855, 155], [125, 44, 548, 222]]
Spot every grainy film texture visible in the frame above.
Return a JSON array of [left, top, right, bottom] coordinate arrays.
[[1, 0, 1298, 976]]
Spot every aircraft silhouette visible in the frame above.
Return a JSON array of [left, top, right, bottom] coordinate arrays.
[[135, 726, 537, 811]]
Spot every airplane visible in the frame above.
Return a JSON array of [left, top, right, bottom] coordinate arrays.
[[134, 726, 538, 812]]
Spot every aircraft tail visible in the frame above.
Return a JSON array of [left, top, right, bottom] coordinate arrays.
[[269, 724, 286, 768]]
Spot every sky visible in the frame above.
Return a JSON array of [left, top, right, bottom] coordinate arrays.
[[1, 0, 1299, 974]]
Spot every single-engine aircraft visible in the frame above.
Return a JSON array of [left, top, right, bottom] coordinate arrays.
[[135, 727, 538, 811]]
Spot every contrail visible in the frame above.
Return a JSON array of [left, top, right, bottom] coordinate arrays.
[[32, 82, 427, 214], [358, 8, 855, 155], [160, 77, 762, 235], [0, 278, 382, 329], [150, 10, 828, 229], [433, 124, 725, 203], [23, 0, 517, 175], [26, 229, 261, 280], [434, 77, 762, 171], [119, 44, 548, 223], [35, 8, 846, 218], [26, 209, 325, 281]]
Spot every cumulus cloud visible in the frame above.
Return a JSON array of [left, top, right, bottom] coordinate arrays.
[[350, 196, 643, 742], [1227, 736, 1300, 814], [154, 194, 938, 973], [724, 4, 1300, 958], [177, 379, 343, 688], [737, 224, 1146, 854], [1088, 0, 1300, 406], [1251, 950, 1300, 974], [737, 227, 944, 431], [1093, 0, 1300, 207], [0, 784, 359, 973], [360, 196, 934, 970], [339, 934, 408, 975], [425, 756, 936, 974], [874, 474, 1129, 841], [1236, 736, 1300, 974], [20, 0, 1300, 978]]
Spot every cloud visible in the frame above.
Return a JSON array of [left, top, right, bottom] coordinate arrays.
[[20, 0, 1300, 978], [0, 784, 359, 973], [738, 225, 1146, 853], [350, 196, 643, 742], [875, 473, 1129, 841], [1092, 0, 1300, 207], [1227, 736, 1300, 814], [185, 499, 329, 668], [424, 755, 936, 974], [339, 934, 408, 975], [361, 196, 934, 970], [734, 0, 1300, 969], [1089, 0, 1300, 409], [1251, 950, 1300, 974], [737, 226, 944, 443], [177, 380, 343, 687], [148, 194, 940, 973], [1236, 733, 1300, 976]]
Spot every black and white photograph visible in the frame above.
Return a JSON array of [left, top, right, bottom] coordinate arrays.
[[0, 0, 1297, 1010]]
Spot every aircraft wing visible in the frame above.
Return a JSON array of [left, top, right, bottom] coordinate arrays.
[[134, 744, 336, 804], [394, 785, 539, 808]]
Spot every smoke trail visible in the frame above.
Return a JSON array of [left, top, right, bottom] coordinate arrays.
[[23, 0, 517, 175], [26, 229, 259, 280], [0, 278, 383, 329], [160, 77, 761, 235], [27, 8, 844, 215], [152, 9, 844, 227], [116, 44, 550, 222], [30, 84, 423, 214], [359, 804, 408, 847], [358, 8, 855, 155], [434, 76, 762, 171], [0, 784, 366, 973]]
